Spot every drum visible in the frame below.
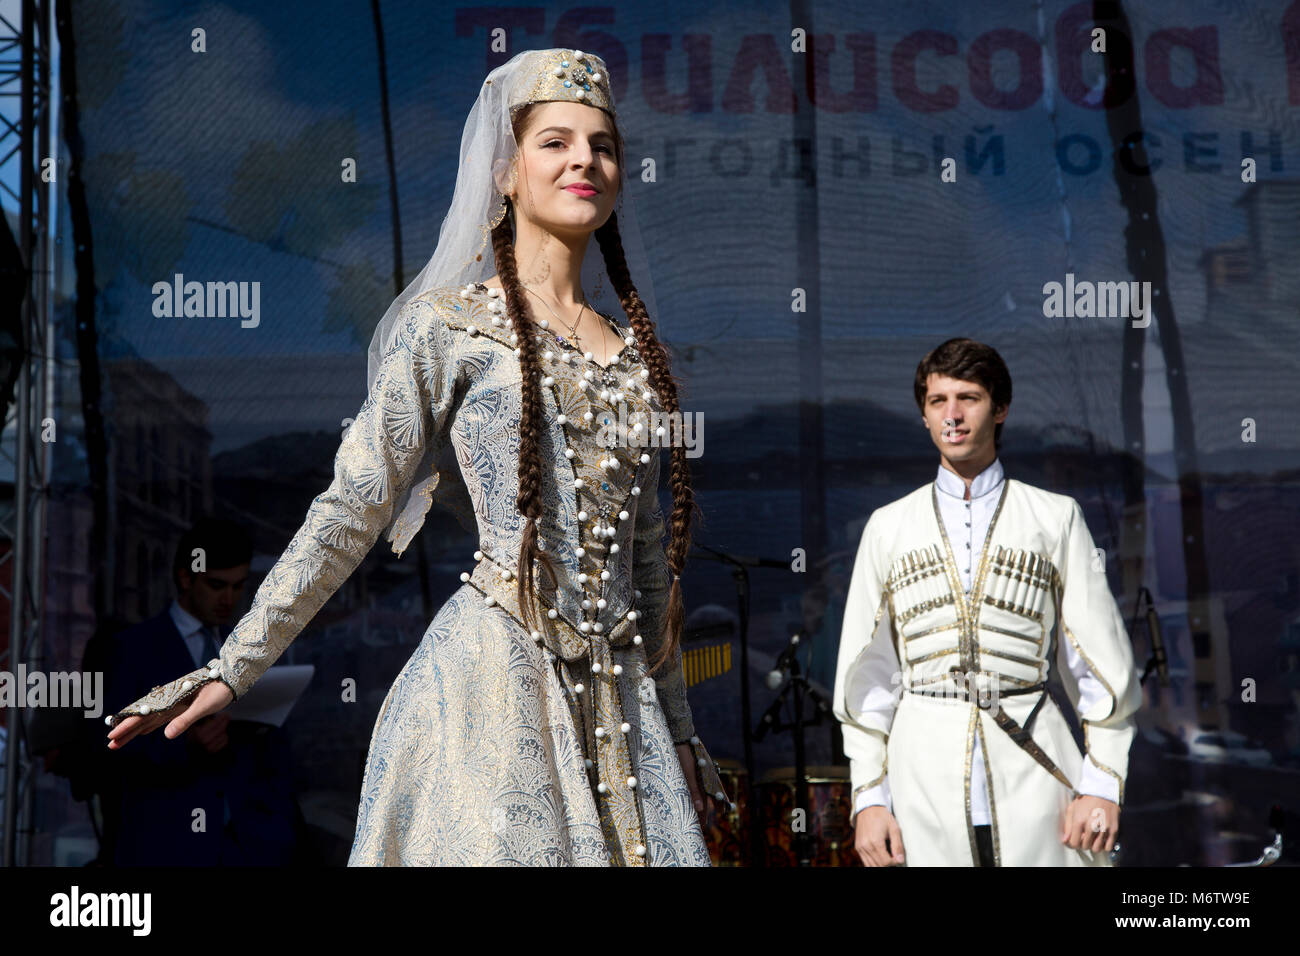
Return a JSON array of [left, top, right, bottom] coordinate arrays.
[[702, 758, 750, 866], [757, 765, 856, 866]]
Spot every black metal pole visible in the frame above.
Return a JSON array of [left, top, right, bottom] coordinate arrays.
[[791, 656, 811, 865]]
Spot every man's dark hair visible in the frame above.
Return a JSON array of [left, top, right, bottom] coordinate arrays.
[[913, 338, 1013, 447], [172, 517, 253, 590]]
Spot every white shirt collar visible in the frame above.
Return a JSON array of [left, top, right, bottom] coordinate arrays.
[[935, 457, 1004, 500], [169, 598, 206, 639]]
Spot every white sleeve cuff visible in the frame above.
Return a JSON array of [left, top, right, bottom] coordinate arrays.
[[853, 777, 892, 817], [1076, 754, 1121, 804]]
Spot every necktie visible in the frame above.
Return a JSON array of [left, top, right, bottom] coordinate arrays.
[[198, 625, 220, 667]]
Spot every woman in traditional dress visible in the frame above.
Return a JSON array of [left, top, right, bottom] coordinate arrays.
[[107, 48, 727, 867]]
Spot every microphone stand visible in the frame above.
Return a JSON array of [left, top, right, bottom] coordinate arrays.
[[691, 544, 788, 867], [1223, 805, 1285, 866], [1131, 586, 1168, 687], [757, 631, 835, 865], [1129, 590, 1288, 868]]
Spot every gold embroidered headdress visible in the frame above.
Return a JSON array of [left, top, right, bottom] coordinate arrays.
[[506, 48, 616, 115]]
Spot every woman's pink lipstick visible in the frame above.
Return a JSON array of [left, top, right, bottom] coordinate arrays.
[[565, 184, 599, 196]]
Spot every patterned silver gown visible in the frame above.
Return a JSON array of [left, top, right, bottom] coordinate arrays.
[[212, 283, 727, 866]]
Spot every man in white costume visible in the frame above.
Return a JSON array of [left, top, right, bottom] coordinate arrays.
[[834, 338, 1141, 867]]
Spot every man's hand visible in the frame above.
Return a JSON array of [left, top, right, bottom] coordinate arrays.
[[1062, 794, 1119, 853], [106, 680, 234, 751], [675, 742, 705, 819], [854, 805, 905, 866], [188, 712, 232, 754]]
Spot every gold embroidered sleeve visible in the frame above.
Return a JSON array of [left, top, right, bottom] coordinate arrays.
[[1057, 500, 1142, 804], [215, 297, 459, 699], [107, 660, 232, 729], [833, 510, 895, 801]]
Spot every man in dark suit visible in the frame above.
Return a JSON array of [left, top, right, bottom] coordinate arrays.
[[90, 517, 307, 865]]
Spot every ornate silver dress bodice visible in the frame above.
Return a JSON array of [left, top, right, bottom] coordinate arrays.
[[216, 281, 699, 744]]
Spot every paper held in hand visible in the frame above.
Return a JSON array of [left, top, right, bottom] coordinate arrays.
[[224, 664, 315, 727]]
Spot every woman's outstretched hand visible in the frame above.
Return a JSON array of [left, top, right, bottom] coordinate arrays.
[[106, 680, 234, 750]]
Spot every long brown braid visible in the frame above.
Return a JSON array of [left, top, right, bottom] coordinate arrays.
[[491, 206, 560, 628], [496, 104, 697, 673], [594, 215, 699, 674]]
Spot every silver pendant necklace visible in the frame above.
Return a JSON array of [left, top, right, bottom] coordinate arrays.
[[521, 283, 589, 351]]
